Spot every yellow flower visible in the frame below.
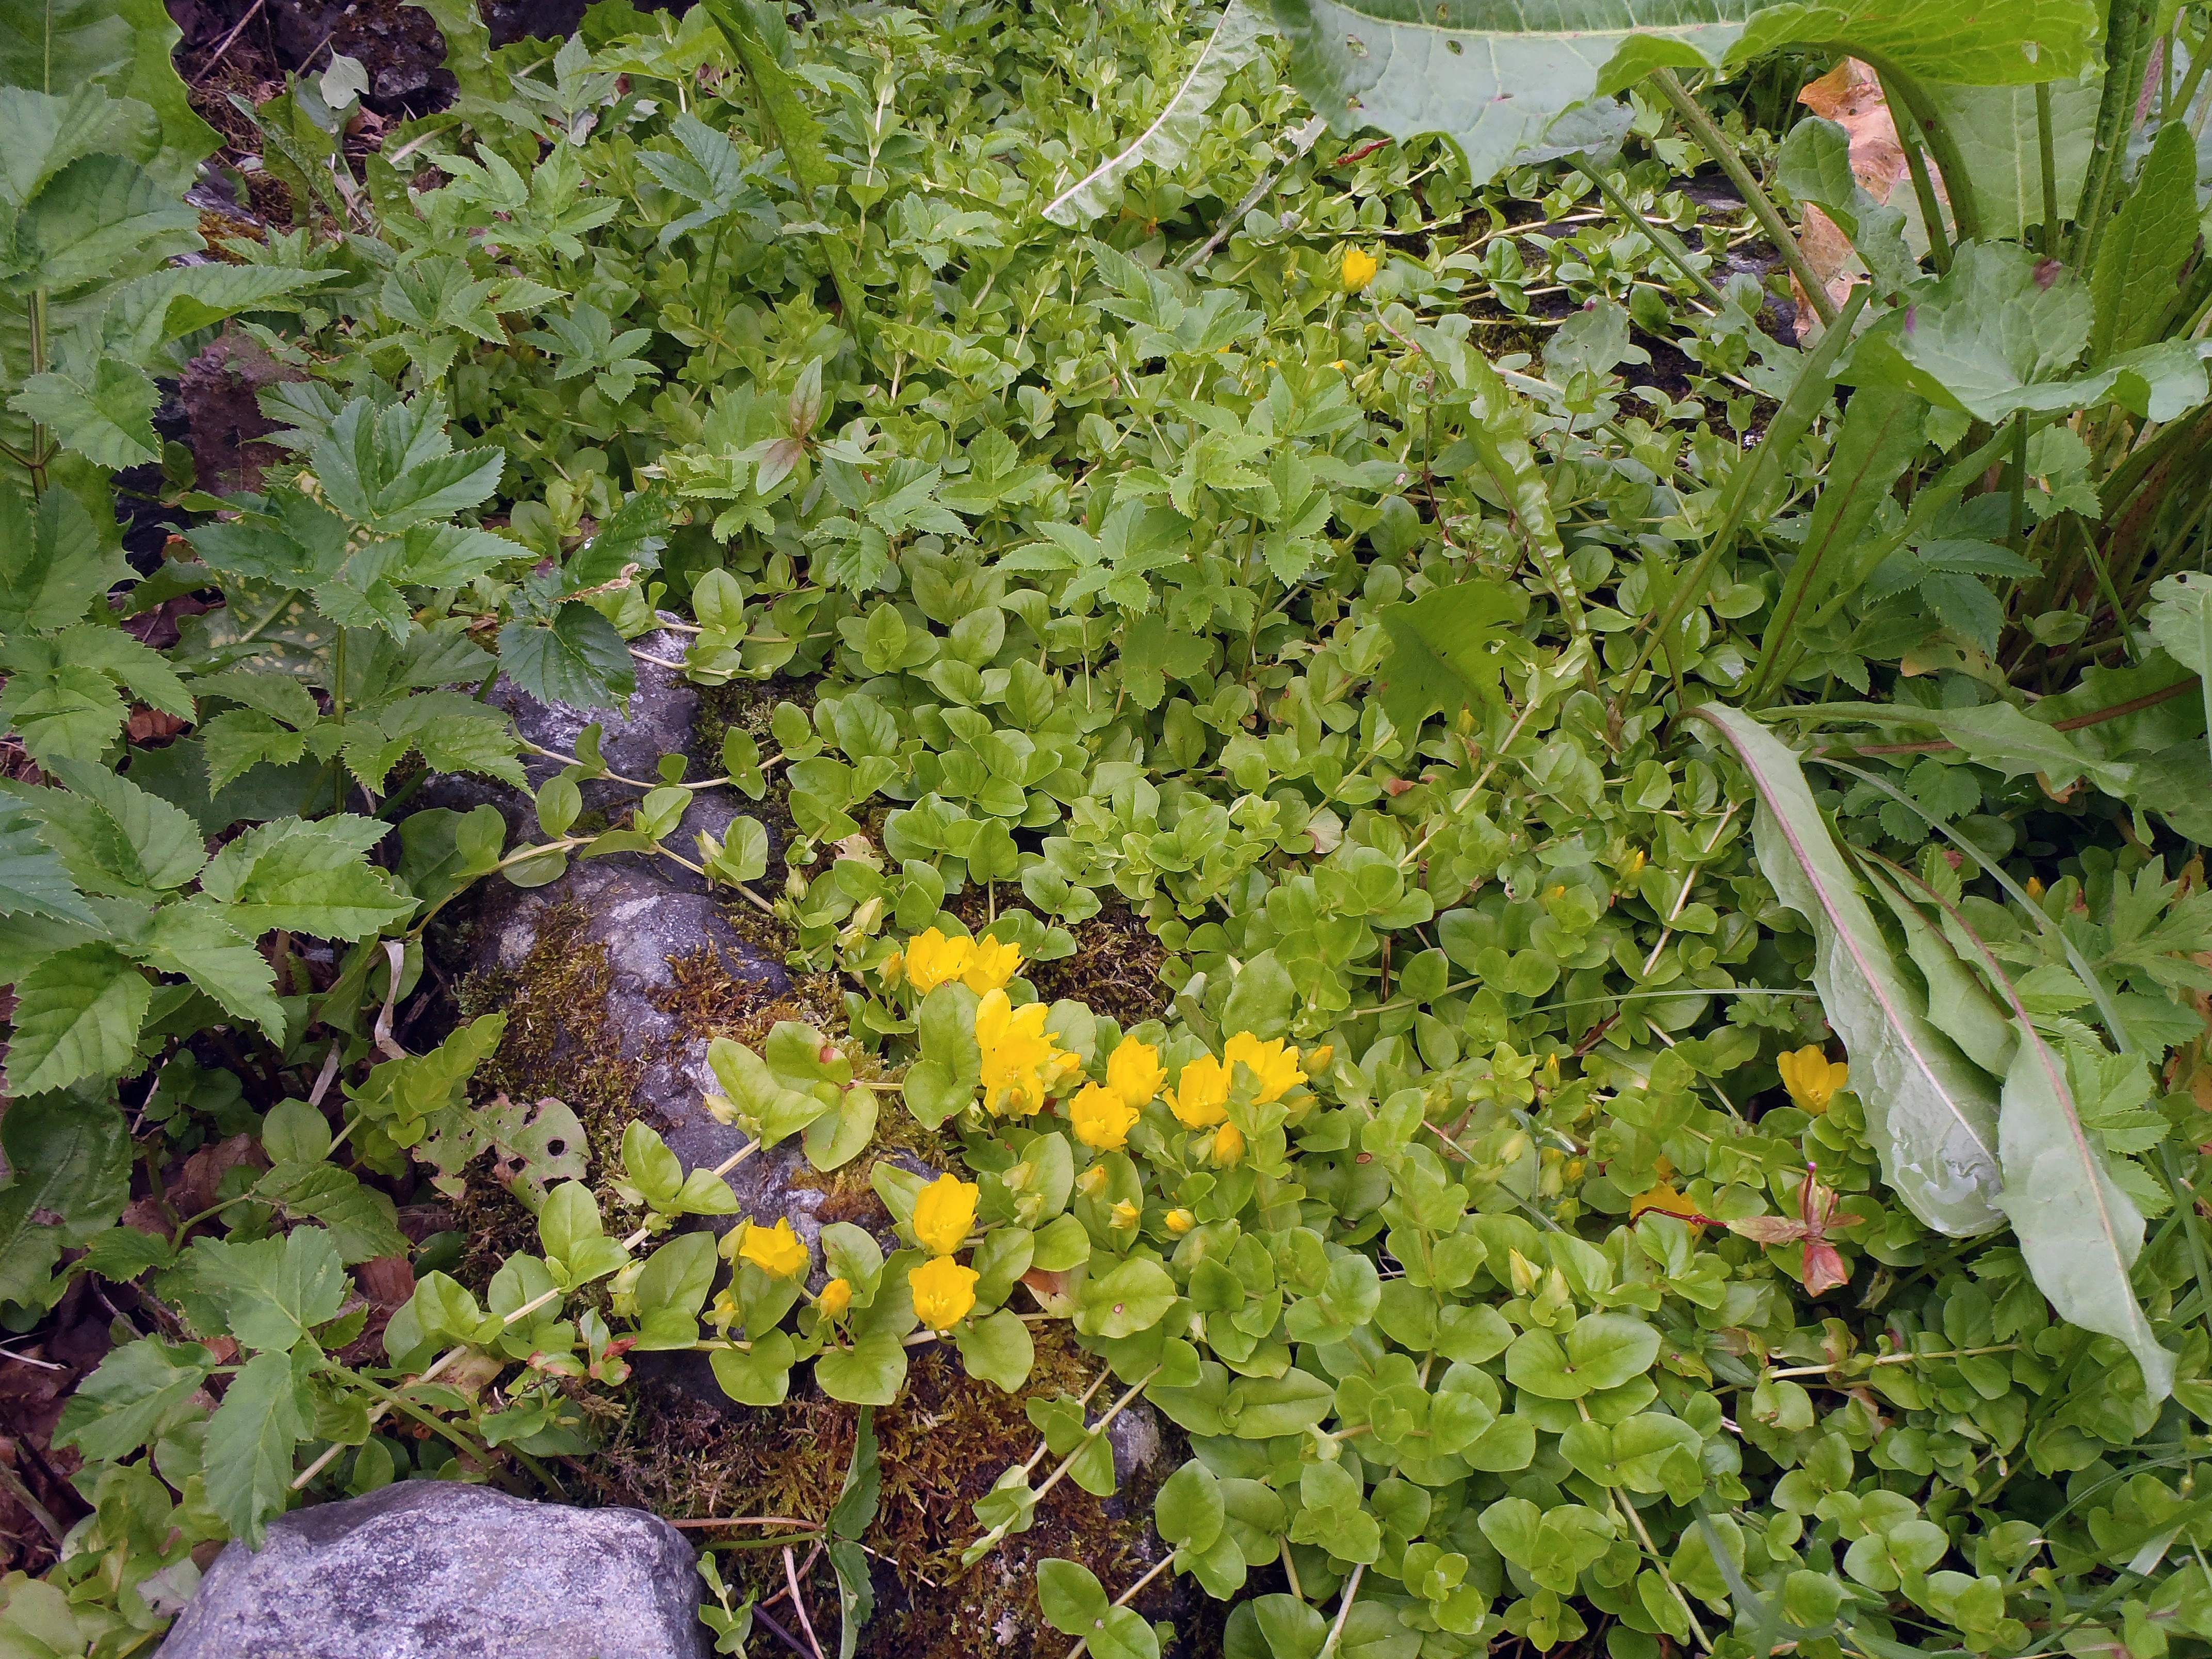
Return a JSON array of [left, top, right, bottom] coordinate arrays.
[[2026, 875, 2046, 900], [909, 1255, 979, 1331], [1303, 1044, 1334, 1074], [818, 1277, 852, 1320], [902, 928, 973, 995], [963, 936, 1024, 994], [975, 989, 1075, 1118], [912, 1173, 979, 1256], [1109, 1199, 1141, 1230], [738, 1218, 809, 1279], [1212, 1122, 1246, 1166], [1106, 1039, 1166, 1111], [1630, 1180, 1704, 1233], [1778, 1047, 1849, 1115], [1069, 1082, 1139, 1151], [1223, 1032, 1306, 1103], [1166, 1054, 1229, 1128], [1622, 849, 1646, 879], [1342, 247, 1378, 292]]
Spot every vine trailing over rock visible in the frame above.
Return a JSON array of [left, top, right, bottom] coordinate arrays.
[[4, 0, 2212, 1655]]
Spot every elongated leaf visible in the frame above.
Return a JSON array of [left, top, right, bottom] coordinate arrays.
[[2089, 119, 2199, 362], [202, 1347, 311, 1548], [1691, 704, 2002, 1234], [1045, 1, 1275, 225], [1861, 862, 2016, 1077], [10, 153, 199, 292], [1272, 0, 2097, 190], [696, 0, 834, 191], [1997, 1029, 2171, 1397], [0, 485, 123, 637]]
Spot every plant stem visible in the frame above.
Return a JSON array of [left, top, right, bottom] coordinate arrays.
[[2076, 0, 2160, 268], [1882, 75, 1953, 275], [1061, 1554, 1178, 1659], [1856, 52, 1983, 245], [1650, 69, 1838, 327], [1316, 1563, 1365, 1659], [1568, 157, 1729, 311], [2036, 81, 2060, 255]]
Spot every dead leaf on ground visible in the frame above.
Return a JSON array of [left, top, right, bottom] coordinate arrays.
[[1792, 59, 1929, 327]]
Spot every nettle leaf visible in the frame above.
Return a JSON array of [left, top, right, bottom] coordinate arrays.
[[310, 396, 505, 532], [4, 943, 151, 1096], [0, 1091, 132, 1302], [4, 153, 199, 291], [497, 603, 638, 711], [0, 806, 99, 925], [12, 356, 160, 467], [34, 756, 208, 895], [0, 0, 218, 189], [203, 1346, 312, 1548], [1692, 704, 2003, 1235], [0, 485, 124, 635], [134, 896, 285, 1039], [172, 1227, 349, 1352], [53, 1337, 214, 1465], [0, 84, 160, 208], [199, 815, 415, 940]]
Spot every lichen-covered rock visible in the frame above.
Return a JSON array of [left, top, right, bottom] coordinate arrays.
[[419, 613, 750, 894], [158, 1482, 707, 1659]]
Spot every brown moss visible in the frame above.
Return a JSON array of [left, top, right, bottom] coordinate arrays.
[[577, 1324, 1222, 1659], [452, 902, 640, 1286], [1026, 904, 1171, 1031]]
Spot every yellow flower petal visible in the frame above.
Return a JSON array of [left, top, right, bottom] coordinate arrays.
[[1778, 1046, 1847, 1114], [902, 928, 973, 996], [818, 1277, 852, 1320], [1166, 1054, 1229, 1128], [1342, 247, 1378, 292], [737, 1218, 809, 1279], [962, 936, 1024, 994], [912, 1173, 980, 1256], [1106, 1038, 1166, 1112], [909, 1255, 978, 1331], [1069, 1082, 1139, 1151], [1223, 1032, 1305, 1103]]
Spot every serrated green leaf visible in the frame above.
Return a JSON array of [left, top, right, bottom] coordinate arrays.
[[199, 815, 414, 940], [3, 943, 150, 1096], [53, 1337, 213, 1464], [0, 1089, 132, 1302], [0, 806, 97, 925], [0, 485, 123, 636], [174, 1227, 349, 1352], [11, 355, 158, 467], [6, 153, 198, 292], [202, 1346, 311, 1548], [497, 603, 638, 711]]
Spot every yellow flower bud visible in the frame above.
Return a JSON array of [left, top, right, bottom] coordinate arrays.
[[1110, 1199, 1141, 1230], [912, 1173, 980, 1256], [1341, 247, 1378, 292], [1506, 1248, 1542, 1297], [1165, 1208, 1196, 1235], [1077, 1164, 1110, 1198], [818, 1277, 852, 1320], [909, 1255, 979, 1332], [1213, 1122, 1246, 1166], [1303, 1044, 1335, 1074]]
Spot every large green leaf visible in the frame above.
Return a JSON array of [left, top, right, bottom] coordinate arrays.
[[202, 1347, 312, 1548], [134, 897, 286, 1039], [0, 1089, 132, 1302], [3, 943, 150, 1096], [1690, 704, 2003, 1235], [1270, 0, 2099, 189], [199, 816, 416, 940], [53, 1338, 214, 1464], [0, 0, 216, 189], [497, 603, 638, 711], [2088, 119, 2199, 362], [1374, 581, 1530, 741], [10, 355, 159, 468], [1925, 74, 2097, 245], [4, 153, 199, 295]]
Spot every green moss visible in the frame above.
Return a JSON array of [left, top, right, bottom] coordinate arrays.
[[579, 1324, 1222, 1659]]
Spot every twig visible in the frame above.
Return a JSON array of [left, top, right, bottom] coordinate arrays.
[[306, 1040, 344, 1108], [0, 1349, 64, 1373], [190, 0, 268, 85], [371, 939, 408, 1062], [751, 1604, 813, 1659], [673, 1515, 821, 1530], [784, 1544, 827, 1659]]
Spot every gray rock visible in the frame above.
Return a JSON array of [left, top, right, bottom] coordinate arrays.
[[420, 614, 750, 896], [159, 1482, 707, 1659]]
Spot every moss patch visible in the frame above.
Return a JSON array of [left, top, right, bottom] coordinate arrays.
[[1026, 904, 1170, 1032], [580, 1323, 1222, 1659]]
